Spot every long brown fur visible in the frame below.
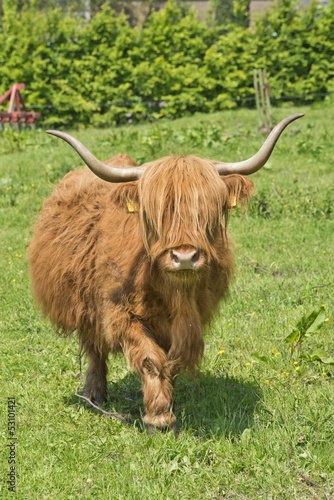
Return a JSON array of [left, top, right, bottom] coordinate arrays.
[[29, 154, 254, 430]]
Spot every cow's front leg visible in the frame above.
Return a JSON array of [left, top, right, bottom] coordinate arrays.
[[120, 322, 176, 433]]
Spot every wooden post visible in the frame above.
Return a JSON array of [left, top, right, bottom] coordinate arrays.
[[253, 68, 273, 134]]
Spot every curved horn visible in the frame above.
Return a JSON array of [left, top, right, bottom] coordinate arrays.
[[214, 113, 304, 176], [46, 130, 145, 182]]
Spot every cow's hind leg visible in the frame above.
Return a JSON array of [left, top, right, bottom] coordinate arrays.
[[82, 342, 109, 405]]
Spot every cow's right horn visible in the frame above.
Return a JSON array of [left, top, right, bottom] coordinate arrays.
[[214, 113, 304, 176], [46, 130, 145, 182]]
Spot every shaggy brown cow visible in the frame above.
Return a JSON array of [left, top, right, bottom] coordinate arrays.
[[29, 114, 303, 433]]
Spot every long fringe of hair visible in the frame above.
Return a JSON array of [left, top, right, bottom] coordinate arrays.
[[138, 156, 230, 259]]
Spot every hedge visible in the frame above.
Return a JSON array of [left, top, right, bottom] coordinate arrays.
[[0, 0, 334, 127]]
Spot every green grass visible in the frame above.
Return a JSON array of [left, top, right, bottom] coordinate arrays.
[[0, 105, 333, 499]]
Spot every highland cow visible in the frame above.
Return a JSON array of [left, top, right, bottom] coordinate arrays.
[[29, 114, 303, 434]]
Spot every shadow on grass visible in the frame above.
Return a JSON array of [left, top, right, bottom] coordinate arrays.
[[65, 369, 262, 439], [175, 371, 262, 439]]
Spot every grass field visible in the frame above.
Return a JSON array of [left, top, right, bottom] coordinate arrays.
[[0, 105, 333, 499]]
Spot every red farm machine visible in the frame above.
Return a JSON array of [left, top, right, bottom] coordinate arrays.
[[0, 83, 41, 129]]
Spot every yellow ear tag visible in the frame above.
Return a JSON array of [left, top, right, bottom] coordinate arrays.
[[231, 196, 237, 208], [126, 201, 138, 213]]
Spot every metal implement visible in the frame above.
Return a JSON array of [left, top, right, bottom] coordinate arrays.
[[0, 83, 41, 128]]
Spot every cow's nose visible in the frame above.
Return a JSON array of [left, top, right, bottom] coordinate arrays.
[[170, 248, 200, 270]]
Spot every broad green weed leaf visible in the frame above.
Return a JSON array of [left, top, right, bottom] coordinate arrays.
[[251, 352, 269, 363], [285, 330, 300, 344], [286, 307, 326, 345], [322, 358, 334, 365], [309, 349, 334, 365], [304, 308, 326, 337]]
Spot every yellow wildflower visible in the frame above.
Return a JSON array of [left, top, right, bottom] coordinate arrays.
[[219, 350, 225, 354]]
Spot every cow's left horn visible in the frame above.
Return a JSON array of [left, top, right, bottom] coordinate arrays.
[[46, 130, 145, 182], [214, 113, 304, 176]]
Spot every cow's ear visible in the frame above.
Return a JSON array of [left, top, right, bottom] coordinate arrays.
[[111, 182, 140, 213], [221, 174, 255, 209]]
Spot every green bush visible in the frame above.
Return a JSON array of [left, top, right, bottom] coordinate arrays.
[[0, 0, 334, 127]]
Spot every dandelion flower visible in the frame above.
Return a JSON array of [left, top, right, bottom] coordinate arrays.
[[293, 361, 298, 365], [295, 367, 300, 371], [323, 372, 327, 376], [252, 312, 256, 315], [325, 318, 329, 322], [21, 338, 25, 341], [259, 299, 263, 302], [272, 348, 276, 352], [229, 322, 231, 326], [245, 363, 250, 366], [19, 373, 23, 376], [219, 350, 225, 355], [12, 279, 16, 282], [275, 352, 280, 355], [286, 372, 290, 376], [265, 380, 269, 383]]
